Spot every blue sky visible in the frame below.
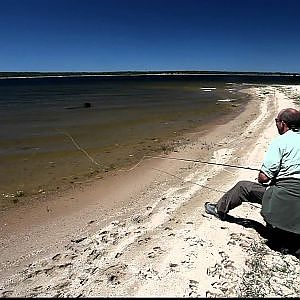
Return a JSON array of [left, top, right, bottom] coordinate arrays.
[[1, 0, 300, 72]]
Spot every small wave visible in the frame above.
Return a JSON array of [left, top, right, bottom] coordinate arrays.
[[200, 87, 216, 92], [217, 98, 236, 102]]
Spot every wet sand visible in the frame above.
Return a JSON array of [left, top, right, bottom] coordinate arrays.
[[1, 84, 300, 297]]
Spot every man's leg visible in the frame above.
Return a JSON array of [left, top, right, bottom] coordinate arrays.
[[205, 180, 266, 220], [217, 180, 266, 213]]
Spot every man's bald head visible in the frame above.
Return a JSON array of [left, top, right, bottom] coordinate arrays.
[[277, 108, 300, 131]]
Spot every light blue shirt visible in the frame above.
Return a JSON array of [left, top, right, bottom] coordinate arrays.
[[261, 130, 300, 180]]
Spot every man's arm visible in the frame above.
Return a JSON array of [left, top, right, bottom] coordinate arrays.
[[259, 135, 282, 184]]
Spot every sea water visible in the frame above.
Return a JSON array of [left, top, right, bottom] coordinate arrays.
[[0, 75, 252, 207]]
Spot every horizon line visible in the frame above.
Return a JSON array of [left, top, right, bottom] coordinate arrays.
[[1, 70, 300, 77]]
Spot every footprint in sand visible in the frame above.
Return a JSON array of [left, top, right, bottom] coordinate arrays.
[[103, 264, 128, 286], [52, 253, 62, 261], [147, 246, 165, 258], [186, 279, 200, 297], [1, 290, 14, 297], [86, 249, 106, 263], [138, 267, 161, 280], [137, 236, 151, 245]]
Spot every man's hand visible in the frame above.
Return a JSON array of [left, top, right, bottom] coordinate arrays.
[[257, 171, 271, 184]]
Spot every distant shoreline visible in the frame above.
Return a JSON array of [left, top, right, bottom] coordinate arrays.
[[1, 70, 300, 80]]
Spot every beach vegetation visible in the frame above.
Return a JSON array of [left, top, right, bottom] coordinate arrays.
[[15, 190, 25, 197], [160, 143, 175, 154], [238, 240, 300, 297]]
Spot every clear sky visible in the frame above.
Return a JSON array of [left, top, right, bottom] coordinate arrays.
[[1, 0, 300, 72]]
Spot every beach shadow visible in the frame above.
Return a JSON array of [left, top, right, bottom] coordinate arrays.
[[225, 215, 269, 238], [225, 215, 300, 259]]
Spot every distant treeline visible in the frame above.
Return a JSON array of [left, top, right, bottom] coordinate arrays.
[[1, 70, 300, 78]]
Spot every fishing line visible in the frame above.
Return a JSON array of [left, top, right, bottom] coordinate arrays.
[[154, 156, 261, 171], [53, 132, 261, 208], [151, 167, 227, 193], [54, 128, 260, 196], [54, 127, 260, 173], [55, 128, 101, 167], [126, 155, 260, 172], [151, 167, 262, 209], [126, 155, 260, 197]]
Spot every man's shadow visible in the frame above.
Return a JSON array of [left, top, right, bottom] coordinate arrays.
[[225, 215, 300, 259]]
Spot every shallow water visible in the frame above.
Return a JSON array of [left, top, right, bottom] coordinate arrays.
[[0, 75, 249, 207]]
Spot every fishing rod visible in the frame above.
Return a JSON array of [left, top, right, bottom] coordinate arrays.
[[155, 156, 261, 172]]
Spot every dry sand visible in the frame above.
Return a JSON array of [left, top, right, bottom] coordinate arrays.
[[1, 84, 300, 297]]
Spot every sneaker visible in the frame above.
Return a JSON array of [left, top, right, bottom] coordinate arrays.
[[204, 202, 227, 221]]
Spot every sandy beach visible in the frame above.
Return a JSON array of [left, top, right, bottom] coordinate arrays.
[[1, 84, 300, 297]]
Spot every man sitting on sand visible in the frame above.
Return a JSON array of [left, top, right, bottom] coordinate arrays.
[[205, 107, 300, 256]]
